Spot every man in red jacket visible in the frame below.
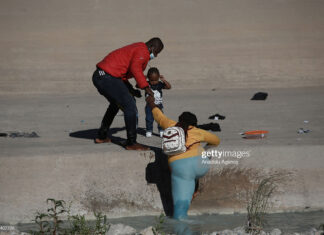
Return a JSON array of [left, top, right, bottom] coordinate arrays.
[[92, 37, 164, 150]]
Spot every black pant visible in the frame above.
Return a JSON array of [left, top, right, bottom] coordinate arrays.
[[92, 68, 137, 145]]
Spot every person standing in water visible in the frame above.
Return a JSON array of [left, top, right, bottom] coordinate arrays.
[[146, 95, 220, 220]]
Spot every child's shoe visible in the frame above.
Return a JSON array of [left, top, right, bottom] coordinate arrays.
[[146, 132, 152, 138]]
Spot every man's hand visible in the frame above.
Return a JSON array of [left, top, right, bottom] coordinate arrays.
[[145, 87, 154, 97], [146, 95, 156, 109], [131, 89, 142, 98], [124, 81, 142, 98]]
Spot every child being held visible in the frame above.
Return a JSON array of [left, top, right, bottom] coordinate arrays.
[[145, 67, 171, 137]]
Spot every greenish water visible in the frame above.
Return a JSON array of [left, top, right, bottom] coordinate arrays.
[[17, 210, 324, 234]]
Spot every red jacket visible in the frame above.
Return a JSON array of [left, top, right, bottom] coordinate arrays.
[[97, 42, 150, 89]]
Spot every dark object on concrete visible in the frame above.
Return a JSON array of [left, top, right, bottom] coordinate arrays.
[[297, 128, 310, 134], [9, 131, 40, 138], [251, 92, 268, 100], [69, 128, 133, 149], [145, 146, 173, 217], [0, 133, 8, 137], [208, 113, 226, 120], [197, 123, 221, 132], [146, 162, 160, 184]]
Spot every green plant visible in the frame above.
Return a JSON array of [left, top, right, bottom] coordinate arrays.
[[93, 212, 110, 235], [30, 199, 66, 235], [152, 212, 166, 235], [30, 198, 110, 235], [69, 214, 91, 234], [245, 172, 290, 234], [46, 198, 67, 234], [65, 212, 110, 235], [32, 212, 50, 235]]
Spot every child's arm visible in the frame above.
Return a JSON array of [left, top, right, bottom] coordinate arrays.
[[160, 75, 171, 89], [146, 96, 176, 129]]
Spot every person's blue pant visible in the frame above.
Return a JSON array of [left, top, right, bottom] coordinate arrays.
[[145, 104, 163, 133], [170, 156, 210, 220]]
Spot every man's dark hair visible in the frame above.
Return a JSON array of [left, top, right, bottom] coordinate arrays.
[[146, 37, 164, 52], [147, 67, 160, 78]]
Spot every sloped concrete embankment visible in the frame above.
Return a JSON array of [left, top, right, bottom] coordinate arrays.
[[1, 145, 324, 225], [192, 145, 324, 214], [0, 150, 163, 224]]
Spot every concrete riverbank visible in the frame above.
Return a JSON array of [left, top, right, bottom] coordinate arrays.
[[1, 88, 323, 224]]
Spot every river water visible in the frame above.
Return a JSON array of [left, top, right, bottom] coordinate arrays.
[[17, 210, 324, 234]]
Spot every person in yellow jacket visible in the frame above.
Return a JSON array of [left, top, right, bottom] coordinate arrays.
[[146, 96, 220, 220]]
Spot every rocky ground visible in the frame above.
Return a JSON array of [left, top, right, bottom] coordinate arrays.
[[1, 224, 323, 235]]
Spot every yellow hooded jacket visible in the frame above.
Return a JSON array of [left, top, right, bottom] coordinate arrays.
[[152, 107, 220, 164]]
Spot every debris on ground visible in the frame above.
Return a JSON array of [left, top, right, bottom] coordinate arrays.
[[197, 123, 221, 132], [243, 130, 268, 139], [251, 92, 268, 100], [9, 131, 40, 138], [297, 128, 310, 134], [209, 113, 226, 120]]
